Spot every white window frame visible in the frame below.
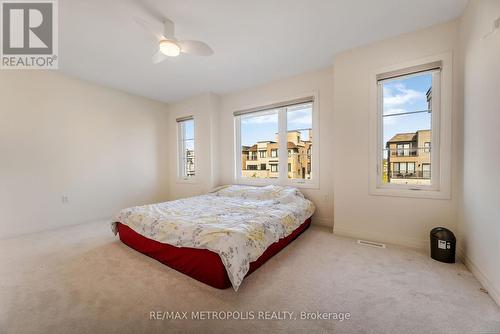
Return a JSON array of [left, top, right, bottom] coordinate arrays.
[[233, 93, 319, 189], [369, 53, 452, 199], [177, 117, 196, 182]]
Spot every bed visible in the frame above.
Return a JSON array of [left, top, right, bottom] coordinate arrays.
[[111, 185, 315, 290]]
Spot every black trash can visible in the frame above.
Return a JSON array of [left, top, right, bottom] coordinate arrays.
[[430, 227, 456, 263]]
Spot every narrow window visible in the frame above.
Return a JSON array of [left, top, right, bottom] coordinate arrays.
[[177, 117, 195, 179]]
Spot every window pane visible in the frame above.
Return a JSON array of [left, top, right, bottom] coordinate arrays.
[[179, 119, 195, 178], [241, 110, 279, 179], [286, 103, 312, 179], [382, 73, 432, 186], [183, 157, 195, 177], [184, 119, 194, 140], [184, 139, 194, 151], [422, 164, 431, 179], [408, 163, 415, 173]]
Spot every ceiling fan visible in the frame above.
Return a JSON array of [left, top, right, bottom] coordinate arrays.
[[134, 17, 214, 64]]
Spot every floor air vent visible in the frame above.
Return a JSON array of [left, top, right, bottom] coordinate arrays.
[[357, 240, 386, 248]]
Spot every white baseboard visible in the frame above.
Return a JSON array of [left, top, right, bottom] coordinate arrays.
[[333, 225, 428, 250], [458, 248, 500, 307]]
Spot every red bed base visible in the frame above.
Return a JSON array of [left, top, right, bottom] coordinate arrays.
[[117, 218, 311, 289]]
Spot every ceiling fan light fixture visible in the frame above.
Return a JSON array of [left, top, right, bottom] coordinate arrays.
[[159, 40, 181, 57]]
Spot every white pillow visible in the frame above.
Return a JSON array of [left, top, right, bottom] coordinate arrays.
[[214, 184, 285, 200]]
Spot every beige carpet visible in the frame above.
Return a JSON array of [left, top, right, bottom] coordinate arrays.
[[1, 221, 499, 334]]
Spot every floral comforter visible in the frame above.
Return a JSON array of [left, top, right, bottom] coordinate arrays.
[[111, 185, 315, 290]]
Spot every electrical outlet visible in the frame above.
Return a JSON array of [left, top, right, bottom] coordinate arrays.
[[61, 196, 69, 204]]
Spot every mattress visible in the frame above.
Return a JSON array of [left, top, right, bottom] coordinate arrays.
[[117, 218, 311, 289], [112, 184, 315, 290]]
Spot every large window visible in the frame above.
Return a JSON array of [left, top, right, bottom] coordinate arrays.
[[376, 61, 442, 191], [234, 96, 317, 187], [177, 117, 195, 180]]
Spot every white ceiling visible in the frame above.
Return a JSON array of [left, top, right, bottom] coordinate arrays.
[[59, 0, 467, 103]]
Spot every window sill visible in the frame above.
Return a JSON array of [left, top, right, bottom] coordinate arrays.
[[369, 186, 450, 200], [287, 180, 319, 190], [176, 178, 197, 184], [235, 178, 319, 190]]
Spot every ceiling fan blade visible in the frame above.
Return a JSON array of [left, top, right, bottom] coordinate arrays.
[[152, 50, 167, 64], [133, 16, 164, 41], [178, 40, 214, 56], [163, 18, 176, 40]]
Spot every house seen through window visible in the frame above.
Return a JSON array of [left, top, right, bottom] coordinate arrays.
[[381, 70, 436, 186], [237, 100, 314, 183]]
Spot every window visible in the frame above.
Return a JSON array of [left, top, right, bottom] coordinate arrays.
[[371, 56, 453, 199], [234, 96, 317, 187], [392, 162, 417, 175], [259, 150, 267, 158], [260, 163, 267, 170], [396, 143, 412, 156], [177, 117, 195, 180], [424, 142, 431, 153], [422, 163, 431, 178], [378, 62, 440, 189]]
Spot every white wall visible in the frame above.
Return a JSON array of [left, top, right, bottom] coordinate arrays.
[[332, 21, 461, 248], [217, 67, 335, 227], [458, 0, 500, 305], [166, 92, 220, 199], [0, 71, 169, 239]]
